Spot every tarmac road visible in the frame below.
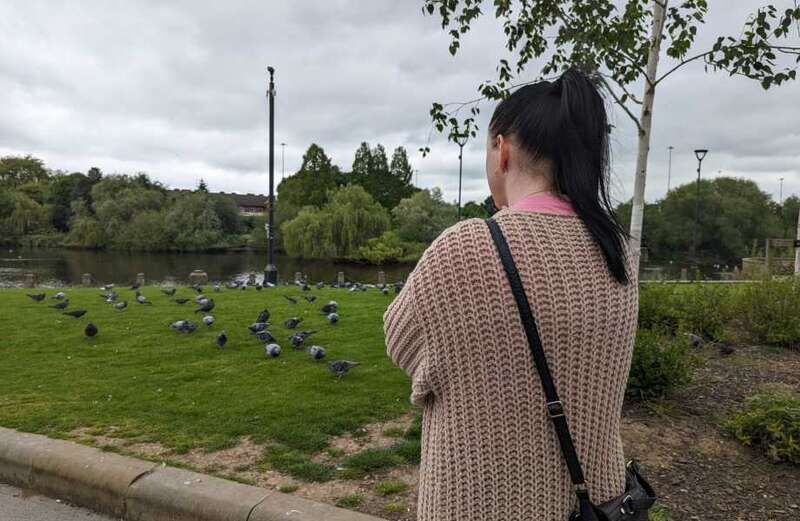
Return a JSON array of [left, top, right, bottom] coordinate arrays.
[[0, 482, 116, 521]]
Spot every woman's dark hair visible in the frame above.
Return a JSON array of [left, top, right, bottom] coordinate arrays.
[[489, 67, 631, 285]]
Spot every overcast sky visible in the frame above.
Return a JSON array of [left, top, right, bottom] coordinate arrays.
[[0, 1, 798, 206]]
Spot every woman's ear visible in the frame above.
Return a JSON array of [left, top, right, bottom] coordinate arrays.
[[497, 134, 510, 173]]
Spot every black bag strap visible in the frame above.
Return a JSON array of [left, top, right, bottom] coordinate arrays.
[[486, 217, 597, 512]]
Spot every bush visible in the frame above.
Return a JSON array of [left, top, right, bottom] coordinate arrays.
[[355, 230, 426, 264], [637, 283, 680, 334], [734, 277, 800, 349], [626, 329, 700, 400], [638, 283, 736, 341], [724, 387, 800, 464]]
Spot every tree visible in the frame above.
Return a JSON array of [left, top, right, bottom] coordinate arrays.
[[280, 184, 391, 259], [392, 187, 457, 243], [481, 195, 498, 216], [277, 144, 341, 210], [616, 176, 782, 263], [390, 147, 414, 184], [47, 172, 89, 232], [347, 143, 416, 209], [91, 174, 166, 247], [462, 200, 489, 219], [780, 195, 800, 238], [421, 0, 800, 272], [197, 178, 209, 193], [0, 155, 49, 186], [164, 192, 224, 250]]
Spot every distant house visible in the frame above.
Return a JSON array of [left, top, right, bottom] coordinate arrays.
[[170, 189, 268, 216], [218, 192, 268, 216]]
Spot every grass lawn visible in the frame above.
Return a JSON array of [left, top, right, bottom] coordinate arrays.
[[0, 284, 411, 454]]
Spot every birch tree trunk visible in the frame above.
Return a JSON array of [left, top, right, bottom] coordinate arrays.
[[628, 0, 668, 269], [794, 208, 800, 275]]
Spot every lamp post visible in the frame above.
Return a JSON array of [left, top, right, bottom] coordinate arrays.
[[264, 67, 278, 285], [454, 132, 469, 220], [690, 149, 708, 276], [667, 145, 674, 193], [280, 142, 286, 182]]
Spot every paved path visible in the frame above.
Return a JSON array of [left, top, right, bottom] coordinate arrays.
[[0, 483, 116, 521]]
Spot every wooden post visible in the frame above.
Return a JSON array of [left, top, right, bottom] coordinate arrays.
[[377, 270, 385, 286], [23, 272, 36, 288], [680, 267, 687, 281], [136, 273, 145, 287], [765, 238, 771, 277], [81, 273, 92, 286], [294, 271, 302, 283], [337, 271, 345, 286], [190, 270, 209, 285]]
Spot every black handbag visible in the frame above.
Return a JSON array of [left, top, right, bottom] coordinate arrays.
[[486, 218, 657, 521]]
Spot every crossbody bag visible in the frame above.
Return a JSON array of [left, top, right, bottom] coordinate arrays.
[[485, 217, 656, 521]]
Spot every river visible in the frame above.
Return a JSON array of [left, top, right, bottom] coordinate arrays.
[[0, 248, 415, 287]]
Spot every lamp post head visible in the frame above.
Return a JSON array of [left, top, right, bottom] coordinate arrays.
[[267, 66, 275, 75], [694, 149, 708, 162]]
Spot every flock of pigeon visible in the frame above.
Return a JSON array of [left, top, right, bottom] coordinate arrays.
[[26, 277, 405, 380]]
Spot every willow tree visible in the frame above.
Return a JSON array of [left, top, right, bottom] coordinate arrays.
[[421, 0, 800, 269]]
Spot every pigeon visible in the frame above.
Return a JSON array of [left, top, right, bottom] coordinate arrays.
[[135, 291, 152, 305], [130, 281, 141, 290], [225, 280, 239, 290], [194, 294, 208, 303], [175, 298, 190, 304], [63, 309, 87, 318], [52, 292, 67, 300], [315, 281, 324, 289], [265, 343, 282, 358], [307, 345, 326, 360], [254, 330, 275, 343], [684, 333, 704, 348], [301, 283, 310, 291], [102, 284, 114, 291], [240, 285, 247, 291], [327, 312, 339, 325], [284, 295, 298, 304], [114, 301, 128, 311], [718, 342, 735, 356], [320, 301, 338, 314], [256, 309, 270, 323], [284, 317, 302, 329], [202, 315, 215, 326], [50, 299, 70, 310], [195, 299, 215, 313], [256, 283, 263, 291], [213, 283, 221, 292], [303, 295, 317, 303], [85, 321, 98, 338], [289, 330, 315, 348], [27, 293, 46, 302], [394, 282, 403, 294], [192, 284, 204, 294], [381, 287, 389, 295], [162, 287, 176, 297], [216, 331, 227, 348], [102, 291, 119, 302], [327, 360, 359, 379], [248, 322, 268, 334], [170, 320, 197, 333]]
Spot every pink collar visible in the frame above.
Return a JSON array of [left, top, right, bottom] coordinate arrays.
[[508, 192, 576, 215]]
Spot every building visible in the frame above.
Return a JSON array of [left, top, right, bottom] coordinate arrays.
[[169, 189, 268, 216], [218, 192, 268, 216]]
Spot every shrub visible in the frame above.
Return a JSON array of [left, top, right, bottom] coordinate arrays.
[[375, 480, 409, 496], [724, 388, 800, 464], [637, 283, 680, 334], [336, 493, 365, 508], [626, 329, 699, 400], [734, 277, 800, 349], [672, 283, 736, 341]]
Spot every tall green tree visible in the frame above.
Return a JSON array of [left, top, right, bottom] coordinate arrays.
[[277, 144, 341, 210], [421, 0, 800, 272], [392, 187, 457, 243], [0, 155, 49, 186]]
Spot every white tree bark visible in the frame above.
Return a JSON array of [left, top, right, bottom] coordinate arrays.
[[628, 0, 668, 269], [795, 208, 800, 275]]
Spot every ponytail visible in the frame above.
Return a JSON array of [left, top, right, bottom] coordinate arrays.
[[489, 67, 631, 285]]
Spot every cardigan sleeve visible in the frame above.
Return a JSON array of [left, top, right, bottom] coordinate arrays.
[[383, 269, 433, 406]]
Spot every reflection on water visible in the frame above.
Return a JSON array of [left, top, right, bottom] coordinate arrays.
[[0, 248, 415, 287]]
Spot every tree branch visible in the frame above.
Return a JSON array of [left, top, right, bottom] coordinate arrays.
[[654, 50, 713, 85], [602, 72, 643, 104], [596, 74, 643, 133]]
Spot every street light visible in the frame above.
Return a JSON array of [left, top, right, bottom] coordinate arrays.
[[264, 66, 278, 285], [667, 145, 674, 193], [454, 132, 469, 220], [690, 148, 708, 275]]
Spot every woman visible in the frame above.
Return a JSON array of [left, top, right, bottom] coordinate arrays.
[[384, 68, 638, 520]]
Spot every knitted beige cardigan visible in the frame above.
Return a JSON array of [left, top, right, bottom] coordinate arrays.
[[384, 207, 639, 520]]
